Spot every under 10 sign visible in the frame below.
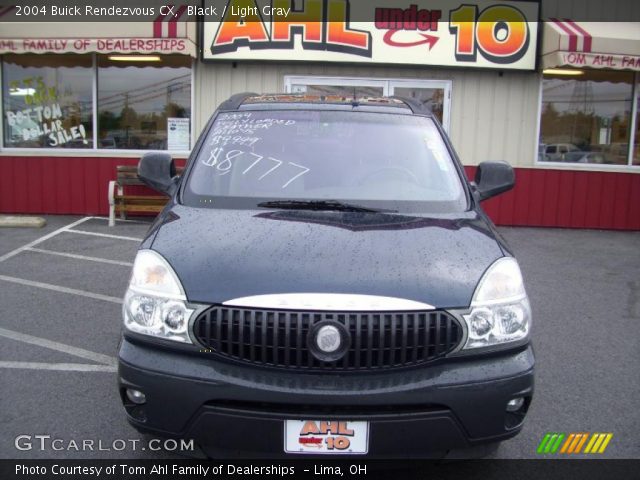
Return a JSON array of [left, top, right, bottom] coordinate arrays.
[[202, 0, 539, 70]]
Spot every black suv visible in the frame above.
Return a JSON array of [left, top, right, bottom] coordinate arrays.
[[118, 94, 534, 458]]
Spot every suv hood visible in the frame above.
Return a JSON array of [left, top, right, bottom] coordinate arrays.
[[149, 205, 505, 308]]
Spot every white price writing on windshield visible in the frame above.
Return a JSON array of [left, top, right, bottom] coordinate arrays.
[[202, 149, 310, 188]]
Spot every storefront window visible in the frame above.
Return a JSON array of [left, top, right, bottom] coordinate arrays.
[[2, 54, 93, 148], [97, 55, 191, 151], [539, 69, 634, 165]]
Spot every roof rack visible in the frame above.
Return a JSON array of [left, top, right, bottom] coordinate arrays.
[[217, 92, 432, 114], [218, 92, 258, 111], [390, 96, 433, 115]]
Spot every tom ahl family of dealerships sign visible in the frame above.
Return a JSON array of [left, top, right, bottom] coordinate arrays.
[[201, 0, 540, 70]]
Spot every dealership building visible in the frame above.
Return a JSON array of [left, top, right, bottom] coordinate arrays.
[[1, 0, 639, 229]]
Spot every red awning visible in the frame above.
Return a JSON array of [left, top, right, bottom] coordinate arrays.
[[0, 5, 197, 57], [542, 21, 640, 71]]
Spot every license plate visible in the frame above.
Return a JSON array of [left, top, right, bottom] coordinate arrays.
[[284, 420, 369, 454]]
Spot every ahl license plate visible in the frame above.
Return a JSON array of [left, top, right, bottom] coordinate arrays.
[[284, 420, 369, 454]]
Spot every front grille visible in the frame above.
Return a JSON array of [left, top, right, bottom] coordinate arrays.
[[193, 306, 463, 372]]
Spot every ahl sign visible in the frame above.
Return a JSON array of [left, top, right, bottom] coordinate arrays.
[[202, 0, 539, 70]]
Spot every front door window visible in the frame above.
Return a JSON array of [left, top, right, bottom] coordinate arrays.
[[290, 84, 384, 99], [391, 85, 446, 127], [285, 76, 451, 133]]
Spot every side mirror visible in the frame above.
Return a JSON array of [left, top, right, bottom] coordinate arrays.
[[137, 152, 178, 196], [473, 161, 515, 201]]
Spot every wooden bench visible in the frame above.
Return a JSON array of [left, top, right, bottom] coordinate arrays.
[[108, 165, 183, 227]]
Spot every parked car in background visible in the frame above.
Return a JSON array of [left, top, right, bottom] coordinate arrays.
[[544, 143, 581, 162], [538, 144, 549, 162], [605, 143, 630, 165], [563, 151, 608, 164]]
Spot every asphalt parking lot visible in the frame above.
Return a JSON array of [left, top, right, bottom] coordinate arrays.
[[0, 215, 639, 460]]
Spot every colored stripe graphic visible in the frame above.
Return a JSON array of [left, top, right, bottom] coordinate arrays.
[[574, 433, 589, 453], [585, 433, 614, 454], [559, 433, 575, 453], [537, 433, 565, 454], [544, 434, 558, 453], [537, 433, 552, 454], [597, 434, 613, 453], [539, 433, 613, 455], [550, 433, 565, 453], [584, 434, 598, 453], [566, 433, 588, 453]]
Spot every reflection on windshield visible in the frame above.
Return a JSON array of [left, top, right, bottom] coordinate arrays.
[[185, 110, 466, 213]]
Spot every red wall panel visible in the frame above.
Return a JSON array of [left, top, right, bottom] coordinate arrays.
[[1, 156, 639, 230], [555, 170, 574, 227], [462, 165, 639, 230], [571, 172, 589, 229], [628, 175, 640, 230]]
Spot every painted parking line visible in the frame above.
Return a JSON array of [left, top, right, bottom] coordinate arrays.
[[89, 216, 151, 225], [65, 229, 143, 242], [0, 362, 117, 373], [26, 248, 134, 267], [0, 327, 118, 366], [0, 216, 137, 374], [0, 216, 93, 263], [0, 274, 123, 304]]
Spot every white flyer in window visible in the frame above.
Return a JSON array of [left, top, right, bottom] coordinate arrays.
[[167, 118, 190, 151]]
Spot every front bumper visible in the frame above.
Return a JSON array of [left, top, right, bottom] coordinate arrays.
[[118, 338, 534, 458]]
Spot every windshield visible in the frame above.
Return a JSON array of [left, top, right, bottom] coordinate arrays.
[[183, 109, 467, 213]]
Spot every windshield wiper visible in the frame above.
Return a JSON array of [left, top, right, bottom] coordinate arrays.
[[257, 200, 396, 213]]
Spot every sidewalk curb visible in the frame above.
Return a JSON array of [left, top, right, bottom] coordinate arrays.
[[0, 216, 47, 228]]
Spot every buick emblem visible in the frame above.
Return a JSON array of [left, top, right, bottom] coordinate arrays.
[[308, 321, 350, 362], [316, 325, 341, 353]]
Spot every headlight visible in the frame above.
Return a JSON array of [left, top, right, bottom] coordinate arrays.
[[123, 250, 194, 343], [458, 257, 531, 350]]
